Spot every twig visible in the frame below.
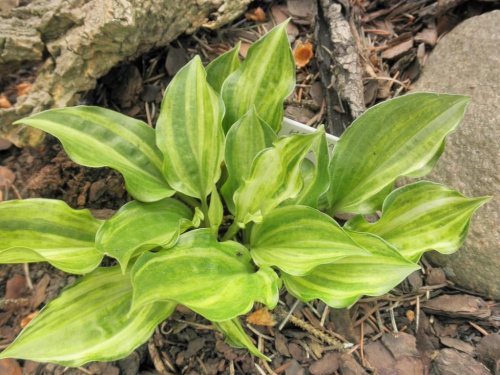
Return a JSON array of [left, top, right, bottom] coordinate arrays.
[[254, 363, 266, 375], [196, 356, 209, 375], [416, 295, 420, 332], [160, 351, 177, 373], [0, 298, 30, 309], [145, 102, 152, 127], [76, 367, 94, 375], [320, 306, 329, 327], [360, 320, 366, 366], [278, 299, 300, 331], [143, 73, 166, 84], [173, 319, 214, 330], [354, 302, 386, 327], [365, 76, 410, 90], [274, 361, 292, 374], [148, 339, 173, 375], [389, 302, 398, 333], [469, 321, 489, 336], [246, 323, 274, 341], [23, 263, 34, 290], [261, 359, 277, 375], [305, 302, 321, 318], [277, 306, 351, 349]]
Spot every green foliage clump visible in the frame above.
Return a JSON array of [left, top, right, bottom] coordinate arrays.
[[0, 22, 489, 365]]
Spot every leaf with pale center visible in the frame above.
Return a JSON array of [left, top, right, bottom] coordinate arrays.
[[221, 107, 276, 213], [282, 230, 419, 308], [96, 198, 197, 272], [233, 129, 325, 226], [327, 93, 470, 214], [208, 186, 224, 237], [250, 205, 369, 276], [0, 199, 102, 274], [156, 56, 225, 201], [131, 229, 280, 321], [14, 107, 173, 202], [206, 42, 241, 94], [221, 22, 295, 133], [212, 318, 269, 361], [281, 131, 330, 208], [345, 181, 490, 262], [0, 266, 176, 366]]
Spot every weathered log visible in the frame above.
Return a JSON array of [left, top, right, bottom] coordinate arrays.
[[0, 0, 252, 146], [314, 0, 365, 136]]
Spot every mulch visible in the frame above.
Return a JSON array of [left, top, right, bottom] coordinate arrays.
[[1, 0, 500, 374]]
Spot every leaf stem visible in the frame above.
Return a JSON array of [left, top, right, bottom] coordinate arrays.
[[175, 192, 201, 209], [201, 198, 210, 228], [222, 221, 240, 241]]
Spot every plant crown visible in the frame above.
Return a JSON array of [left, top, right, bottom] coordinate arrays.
[[0, 21, 489, 365]]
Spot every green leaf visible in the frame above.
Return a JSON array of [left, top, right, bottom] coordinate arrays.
[[221, 21, 295, 133], [234, 128, 325, 226], [327, 93, 470, 214], [96, 198, 197, 272], [250, 206, 369, 276], [0, 199, 102, 274], [0, 266, 175, 366], [206, 42, 241, 94], [208, 186, 224, 237], [212, 318, 269, 361], [131, 229, 280, 321], [156, 56, 225, 201], [15, 107, 173, 202], [345, 181, 490, 262], [221, 107, 277, 213], [282, 230, 420, 308], [282, 132, 330, 208]]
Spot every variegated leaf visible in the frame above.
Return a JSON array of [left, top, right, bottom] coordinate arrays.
[[221, 107, 276, 213], [96, 198, 197, 272], [345, 181, 490, 262], [233, 129, 325, 227], [208, 186, 224, 237], [250, 205, 369, 276], [221, 22, 295, 133], [212, 318, 269, 360], [156, 56, 225, 201], [282, 230, 419, 308], [131, 229, 280, 321], [0, 266, 175, 366], [327, 93, 470, 214], [0, 199, 102, 274], [206, 42, 241, 94], [281, 131, 330, 208], [15, 107, 173, 202]]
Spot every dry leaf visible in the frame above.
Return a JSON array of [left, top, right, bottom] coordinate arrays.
[[245, 7, 266, 22], [0, 94, 12, 108], [15, 83, 33, 97], [406, 310, 415, 322], [247, 307, 277, 327], [294, 42, 313, 68], [21, 311, 39, 328], [0, 358, 22, 375]]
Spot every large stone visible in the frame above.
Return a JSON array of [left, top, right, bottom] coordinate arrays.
[[412, 11, 500, 298]]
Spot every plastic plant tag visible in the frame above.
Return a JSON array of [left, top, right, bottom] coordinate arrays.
[[279, 117, 338, 162]]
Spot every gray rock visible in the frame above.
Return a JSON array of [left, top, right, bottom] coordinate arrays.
[[411, 11, 500, 299]]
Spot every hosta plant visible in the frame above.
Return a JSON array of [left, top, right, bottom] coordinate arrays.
[[0, 21, 489, 365]]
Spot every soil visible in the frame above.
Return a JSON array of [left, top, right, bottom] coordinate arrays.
[[1, 1, 500, 374]]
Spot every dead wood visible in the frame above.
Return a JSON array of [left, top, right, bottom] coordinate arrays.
[[314, 0, 365, 136], [0, 0, 252, 146]]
